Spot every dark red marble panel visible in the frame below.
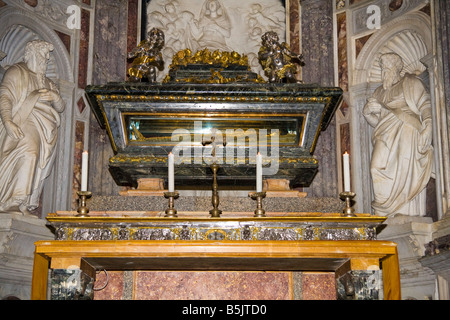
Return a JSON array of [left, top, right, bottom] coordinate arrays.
[[94, 271, 125, 300], [24, 0, 38, 7], [289, 0, 300, 53], [134, 271, 292, 300], [55, 30, 71, 55], [78, 9, 90, 89], [126, 0, 139, 78], [355, 34, 373, 60], [302, 272, 336, 300], [337, 12, 348, 92]]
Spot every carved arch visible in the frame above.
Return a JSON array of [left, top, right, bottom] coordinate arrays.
[[0, 6, 73, 82], [353, 11, 431, 88]]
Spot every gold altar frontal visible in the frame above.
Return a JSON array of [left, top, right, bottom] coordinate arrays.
[[32, 212, 401, 300]]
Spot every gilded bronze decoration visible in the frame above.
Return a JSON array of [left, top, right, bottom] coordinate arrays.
[[258, 31, 304, 83], [163, 48, 265, 84], [49, 213, 384, 242], [127, 28, 165, 82], [169, 48, 248, 69]]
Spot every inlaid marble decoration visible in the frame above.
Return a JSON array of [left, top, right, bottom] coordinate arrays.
[[145, 0, 286, 80]]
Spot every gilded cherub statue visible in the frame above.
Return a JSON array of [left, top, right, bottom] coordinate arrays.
[[258, 31, 304, 83], [127, 28, 165, 82]]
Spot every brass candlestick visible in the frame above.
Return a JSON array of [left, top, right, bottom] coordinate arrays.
[[202, 127, 226, 218], [76, 191, 92, 217], [340, 191, 356, 217], [164, 191, 179, 217], [250, 191, 266, 217], [209, 163, 222, 218]]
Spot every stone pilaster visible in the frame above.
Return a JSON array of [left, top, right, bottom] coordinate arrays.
[[0, 214, 53, 299], [300, 0, 337, 197], [378, 215, 437, 299]]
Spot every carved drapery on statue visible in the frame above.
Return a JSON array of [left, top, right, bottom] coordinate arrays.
[[0, 40, 65, 215], [363, 53, 433, 217], [0, 51, 6, 81]]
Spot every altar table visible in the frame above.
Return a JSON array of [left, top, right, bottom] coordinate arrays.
[[32, 236, 400, 299]]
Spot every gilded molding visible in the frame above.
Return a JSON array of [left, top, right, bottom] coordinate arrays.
[[50, 213, 384, 241], [96, 94, 331, 104]]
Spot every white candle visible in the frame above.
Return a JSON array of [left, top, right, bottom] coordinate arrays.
[[81, 150, 88, 191], [168, 152, 174, 192], [343, 152, 351, 192], [256, 152, 262, 192]]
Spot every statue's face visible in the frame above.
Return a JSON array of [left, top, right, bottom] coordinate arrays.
[[37, 50, 50, 72], [379, 54, 403, 89], [209, 1, 217, 12], [148, 29, 163, 47], [381, 66, 399, 89], [26, 47, 50, 74]]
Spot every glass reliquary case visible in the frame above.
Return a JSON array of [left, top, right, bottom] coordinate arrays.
[[85, 50, 342, 189]]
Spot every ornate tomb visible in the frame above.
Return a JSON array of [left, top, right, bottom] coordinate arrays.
[[85, 49, 342, 189]]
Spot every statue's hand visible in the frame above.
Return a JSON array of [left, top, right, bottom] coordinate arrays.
[[363, 98, 382, 127], [4, 120, 24, 140], [38, 89, 61, 103], [364, 98, 382, 115]]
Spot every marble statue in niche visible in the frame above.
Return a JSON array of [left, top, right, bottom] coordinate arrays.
[[0, 40, 65, 215], [128, 27, 165, 82], [363, 52, 433, 217], [146, 0, 286, 81]]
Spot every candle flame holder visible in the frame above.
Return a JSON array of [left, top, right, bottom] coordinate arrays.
[[340, 191, 356, 217], [250, 191, 266, 217], [76, 191, 92, 217], [164, 191, 179, 217]]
